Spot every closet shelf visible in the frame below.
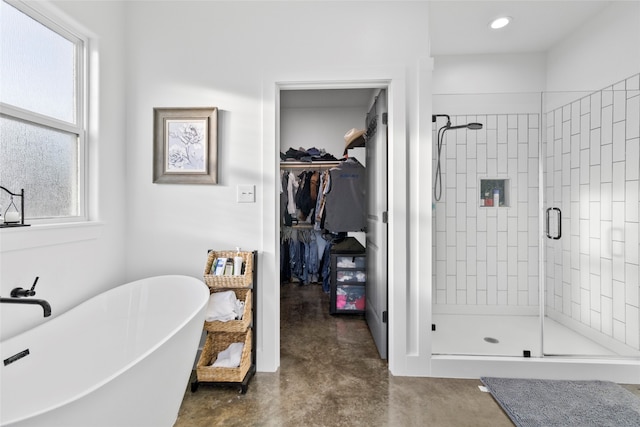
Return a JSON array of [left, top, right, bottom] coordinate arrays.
[[280, 161, 342, 169]]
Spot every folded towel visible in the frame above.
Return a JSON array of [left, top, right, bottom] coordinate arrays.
[[211, 342, 244, 368], [206, 291, 238, 322]]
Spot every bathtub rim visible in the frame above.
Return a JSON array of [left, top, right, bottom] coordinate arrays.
[[1, 274, 209, 426]]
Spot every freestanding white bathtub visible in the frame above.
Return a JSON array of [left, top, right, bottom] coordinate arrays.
[[0, 275, 209, 427]]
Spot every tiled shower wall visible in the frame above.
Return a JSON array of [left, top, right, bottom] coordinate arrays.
[[432, 112, 541, 309], [545, 74, 640, 351]]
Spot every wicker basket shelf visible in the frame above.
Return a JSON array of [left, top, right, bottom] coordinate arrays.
[[196, 329, 252, 383], [204, 288, 252, 333], [203, 250, 253, 289]]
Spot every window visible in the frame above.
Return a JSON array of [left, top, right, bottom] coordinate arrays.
[[0, 0, 86, 222]]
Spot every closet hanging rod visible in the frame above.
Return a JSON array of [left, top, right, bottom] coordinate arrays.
[[279, 161, 342, 169]]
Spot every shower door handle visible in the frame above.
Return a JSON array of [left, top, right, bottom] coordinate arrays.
[[546, 207, 562, 240]]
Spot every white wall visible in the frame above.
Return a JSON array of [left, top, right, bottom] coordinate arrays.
[[433, 53, 547, 95], [0, 1, 127, 340], [280, 106, 367, 160], [546, 1, 640, 92], [122, 1, 431, 374]]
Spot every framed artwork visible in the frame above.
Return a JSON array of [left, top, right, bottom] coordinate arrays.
[[153, 107, 218, 184]]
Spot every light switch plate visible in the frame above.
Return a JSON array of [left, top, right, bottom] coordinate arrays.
[[237, 184, 255, 203]]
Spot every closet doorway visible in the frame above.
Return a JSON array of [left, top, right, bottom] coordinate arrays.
[[278, 86, 389, 359]]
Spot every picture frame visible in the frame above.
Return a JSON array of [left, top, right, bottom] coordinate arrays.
[[153, 107, 218, 184]]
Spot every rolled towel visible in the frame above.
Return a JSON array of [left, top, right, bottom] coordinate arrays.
[[211, 342, 244, 368]]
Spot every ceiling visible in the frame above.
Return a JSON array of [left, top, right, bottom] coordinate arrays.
[[280, 1, 617, 109], [429, 0, 612, 56]]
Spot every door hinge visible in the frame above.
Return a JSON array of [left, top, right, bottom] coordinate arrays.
[[382, 311, 388, 323], [382, 112, 388, 125], [382, 211, 388, 223]]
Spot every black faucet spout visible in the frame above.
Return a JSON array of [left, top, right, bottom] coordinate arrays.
[[0, 297, 52, 317]]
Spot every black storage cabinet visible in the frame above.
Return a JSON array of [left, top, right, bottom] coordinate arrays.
[[329, 237, 366, 314]]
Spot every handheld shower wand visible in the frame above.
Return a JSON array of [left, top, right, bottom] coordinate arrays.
[[433, 114, 483, 202]]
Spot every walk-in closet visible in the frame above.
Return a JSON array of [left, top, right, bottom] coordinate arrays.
[[279, 87, 389, 359]]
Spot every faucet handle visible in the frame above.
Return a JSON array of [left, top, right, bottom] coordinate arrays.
[[10, 277, 39, 298], [29, 276, 39, 294]]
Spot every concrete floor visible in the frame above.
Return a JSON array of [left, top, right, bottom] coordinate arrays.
[[175, 282, 515, 426], [174, 282, 640, 427]]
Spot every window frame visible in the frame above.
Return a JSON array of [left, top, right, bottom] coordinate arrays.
[[1, 0, 88, 224]]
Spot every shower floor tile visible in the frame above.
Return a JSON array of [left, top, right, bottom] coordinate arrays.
[[431, 314, 617, 357]]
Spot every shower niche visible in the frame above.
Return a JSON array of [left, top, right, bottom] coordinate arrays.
[[479, 178, 509, 207]]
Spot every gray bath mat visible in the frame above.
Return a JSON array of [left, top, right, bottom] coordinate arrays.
[[481, 377, 640, 427]]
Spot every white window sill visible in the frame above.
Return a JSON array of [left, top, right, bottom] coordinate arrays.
[[0, 221, 104, 253]]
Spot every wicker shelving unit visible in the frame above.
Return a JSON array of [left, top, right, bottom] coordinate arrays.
[[191, 250, 257, 394]]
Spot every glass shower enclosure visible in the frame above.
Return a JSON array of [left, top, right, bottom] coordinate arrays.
[[431, 74, 640, 360]]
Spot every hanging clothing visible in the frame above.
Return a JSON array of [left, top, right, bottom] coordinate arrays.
[[323, 158, 366, 232]]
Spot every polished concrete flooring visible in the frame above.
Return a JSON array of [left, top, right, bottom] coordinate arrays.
[[175, 282, 515, 426], [175, 282, 640, 426]]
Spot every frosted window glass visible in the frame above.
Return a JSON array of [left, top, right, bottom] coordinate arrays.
[[0, 1, 76, 123], [0, 116, 79, 218]]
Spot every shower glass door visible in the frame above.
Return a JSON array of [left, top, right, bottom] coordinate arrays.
[[431, 92, 543, 357], [541, 81, 640, 359]]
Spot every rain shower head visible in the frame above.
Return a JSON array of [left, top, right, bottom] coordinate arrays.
[[433, 115, 484, 202], [446, 122, 483, 130]]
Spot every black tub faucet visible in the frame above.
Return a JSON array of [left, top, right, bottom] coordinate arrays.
[[1, 277, 52, 317]]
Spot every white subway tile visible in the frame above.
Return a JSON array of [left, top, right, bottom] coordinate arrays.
[[612, 165, 625, 202], [488, 276, 498, 304], [447, 246, 457, 275], [477, 143, 487, 173], [602, 87, 613, 107], [580, 151, 590, 184], [627, 75, 640, 91], [581, 114, 590, 150], [626, 221, 639, 264], [601, 144, 613, 183], [457, 231, 467, 260], [601, 258, 613, 297], [590, 273, 601, 313], [626, 306, 639, 349], [614, 87, 626, 123], [590, 202, 601, 238], [602, 104, 613, 145], [590, 166, 601, 202], [591, 92, 602, 129], [627, 140, 639, 181], [467, 276, 477, 305], [581, 289, 591, 324], [477, 290, 487, 305], [447, 217, 457, 245], [528, 246, 539, 276], [613, 241, 626, 281], [456, 204, 467, 231], [613, 121, 626, 162], [563, 120, 571, 154], [601, 296, 613, 336], [613, 319, 626, 342], [625, 263, 639, 306], [627, 96, 640, 140], [466, 246, 477, 275], [626, 180, 639, 222], [580, 219, 590, 253], [580, 184, 590, 219], [477, 261, 487, 289], [447, 276, 457, 304], [529, 128, 539, 157], [571, 134, 580, 167], [590, 238, 601, 275], [590, 128, 601, 165], [601, 220, 613, 259]]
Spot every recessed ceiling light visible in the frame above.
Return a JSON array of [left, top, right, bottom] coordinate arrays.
[[490, 16, 511, 30]]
